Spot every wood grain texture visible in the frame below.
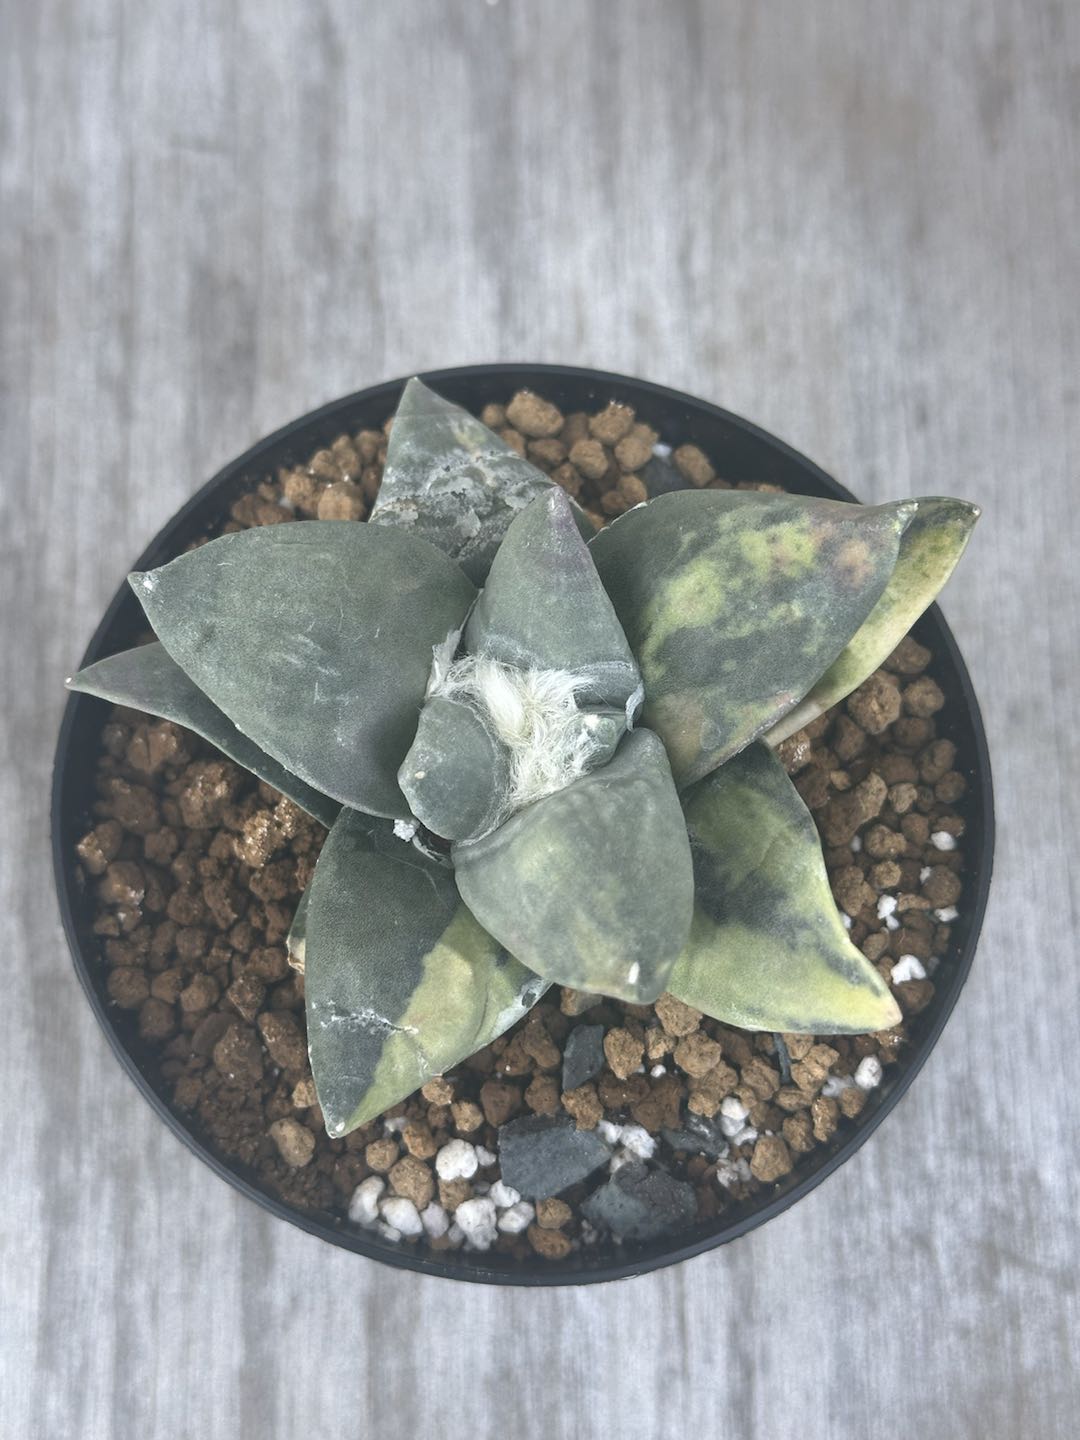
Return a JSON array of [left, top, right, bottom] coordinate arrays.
[[2, 1, 1078, 1436]]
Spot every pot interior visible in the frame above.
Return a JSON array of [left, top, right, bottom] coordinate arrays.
[[52, 365, 994, 1285]]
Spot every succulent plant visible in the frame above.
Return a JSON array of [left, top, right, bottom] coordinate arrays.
[[68, 380, 979, 1138]]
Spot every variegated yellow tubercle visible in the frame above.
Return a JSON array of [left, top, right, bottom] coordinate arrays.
[[67, 380, 978, 1137]]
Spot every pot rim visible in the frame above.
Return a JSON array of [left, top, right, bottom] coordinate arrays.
[[51, 363, 995, 1286]]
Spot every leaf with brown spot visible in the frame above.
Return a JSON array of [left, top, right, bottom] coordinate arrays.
[[590, 490, 915, 785], [765, 496, 980, 744]]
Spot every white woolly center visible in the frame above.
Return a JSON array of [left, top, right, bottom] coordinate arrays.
[[430, 654, 615, 813]]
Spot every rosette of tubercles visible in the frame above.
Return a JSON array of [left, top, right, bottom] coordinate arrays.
[[68, 379, 979, 1137]]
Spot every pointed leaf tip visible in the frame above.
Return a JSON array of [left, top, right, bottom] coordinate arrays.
[[371, 381, 557, 583], [128, 523, 475, 819], [66, 642, 341, 826], [395, 375, 455, 420], [465, 487, 641, 708], [765, 494, 980, 744], [305, 810, 545, 1135], [453, 728, 694, 1003], [668, 743, 901, 1034]]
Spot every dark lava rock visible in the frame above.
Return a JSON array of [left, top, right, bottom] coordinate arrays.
[[773, 1033, 793, 1083], [661, 1109, 729, 1159], [498, 1114, 611, 1199], [582, 1161, 697, 1242], [562, 1024, 606, 1092], [641, 453, 685, 497]]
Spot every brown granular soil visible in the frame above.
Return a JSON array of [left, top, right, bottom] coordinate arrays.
[[74, 390, 969, 1261]]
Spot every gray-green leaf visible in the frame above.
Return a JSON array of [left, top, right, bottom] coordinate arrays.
[[668, 743, 901, 1033], [465, 487, 641, 709], [590, 490, 915, 785], [398, 694, 511, 841], [370, 377, 560, 584], [130, 522, 476, 820], [286, 882, 310, 971], [66, 642, 340, 827], [452, 728, 695, 1003], [765, 496, 980, 744], [305, 809, 547, 1136]]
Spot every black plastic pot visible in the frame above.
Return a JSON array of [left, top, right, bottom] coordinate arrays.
[[52, 364, 994, 1286]]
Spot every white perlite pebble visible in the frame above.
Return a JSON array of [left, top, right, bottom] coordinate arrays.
[[435, 1139, 478, 1181], [650, 1064, 667, 1078], [348, 1176, 385, 1227], [652, 442, 672, 458], [850, 834, 863, 853], [488, 1180, 520, 1209], [891, 954, 927, 983], [380, 1196, 423, 1238], [720, 1096, 749, 1137], [877, 894, 897, 919], [376, 1221, 402, 1243], [421, 1202, 450, 1239], [733, 1125, 759, 1147], [455, 1196, 498, 1250], [842, 913, 852, 930], [497, 1201, 536, 1235], [921, 865, 932, 882], [383, 1115, 407, 1134], [822, 1074, 856, 1098], [935, 905, 959, 922], [446, 1222, 465, 1249], [619, 1124, 657, 1160], [598, 1120, 623, 1146], [931, 830, 957, 851], [715, 1156, 752, 1191], [885, 914, 900, 931], [474, 1145, 497, 1167], [855, 1056, 883, 1090]]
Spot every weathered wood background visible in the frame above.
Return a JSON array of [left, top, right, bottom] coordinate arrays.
[[3, 2, 1078, 1436]]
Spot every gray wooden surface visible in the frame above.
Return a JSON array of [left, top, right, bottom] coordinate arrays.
[[3, 2, 1078, 1436]]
